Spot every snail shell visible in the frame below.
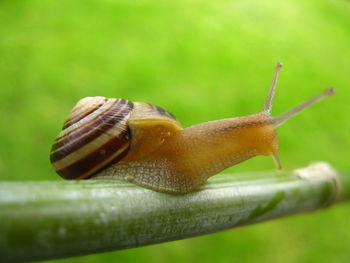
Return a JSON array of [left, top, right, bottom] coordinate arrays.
[[50, 96, 180, 180]]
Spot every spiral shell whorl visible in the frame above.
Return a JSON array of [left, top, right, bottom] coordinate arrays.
[[50, 97, 133, 179], [63, 96, 107, 129]]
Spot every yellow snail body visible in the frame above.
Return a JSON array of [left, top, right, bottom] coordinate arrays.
[[50, 63, 335, 194]]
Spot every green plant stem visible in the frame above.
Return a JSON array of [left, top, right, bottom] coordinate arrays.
[[0, 162, 347, 262]]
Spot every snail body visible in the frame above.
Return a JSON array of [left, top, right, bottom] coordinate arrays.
[[50, 63, 334, 194]]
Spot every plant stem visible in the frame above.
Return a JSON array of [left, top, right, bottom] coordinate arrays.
[[0, 162, 347, 262]]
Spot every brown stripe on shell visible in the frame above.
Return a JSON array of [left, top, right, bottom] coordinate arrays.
[[155, 105, 176, 119], [51, 99, 130, 152], [80, 144, 130, 179], [50, 99, 133, 162], [63, 97, 108, 129], [145, 102, 176, 120], [52, 98, 123, 150], [55, 129, 131, 179]]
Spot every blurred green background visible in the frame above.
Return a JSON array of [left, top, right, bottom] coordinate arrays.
[[0, 0, 349, 262]]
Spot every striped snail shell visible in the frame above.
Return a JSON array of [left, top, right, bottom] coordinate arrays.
[[50, 96, 180, 180]]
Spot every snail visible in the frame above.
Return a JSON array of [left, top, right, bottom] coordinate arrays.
[[50, 63, 335, 194]]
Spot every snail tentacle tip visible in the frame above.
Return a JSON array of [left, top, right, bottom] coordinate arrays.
[[275, 62, 283, 68], [325, 87, 336, 96]]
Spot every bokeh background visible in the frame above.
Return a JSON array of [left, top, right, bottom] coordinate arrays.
[[1, 0, 350, 262]]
